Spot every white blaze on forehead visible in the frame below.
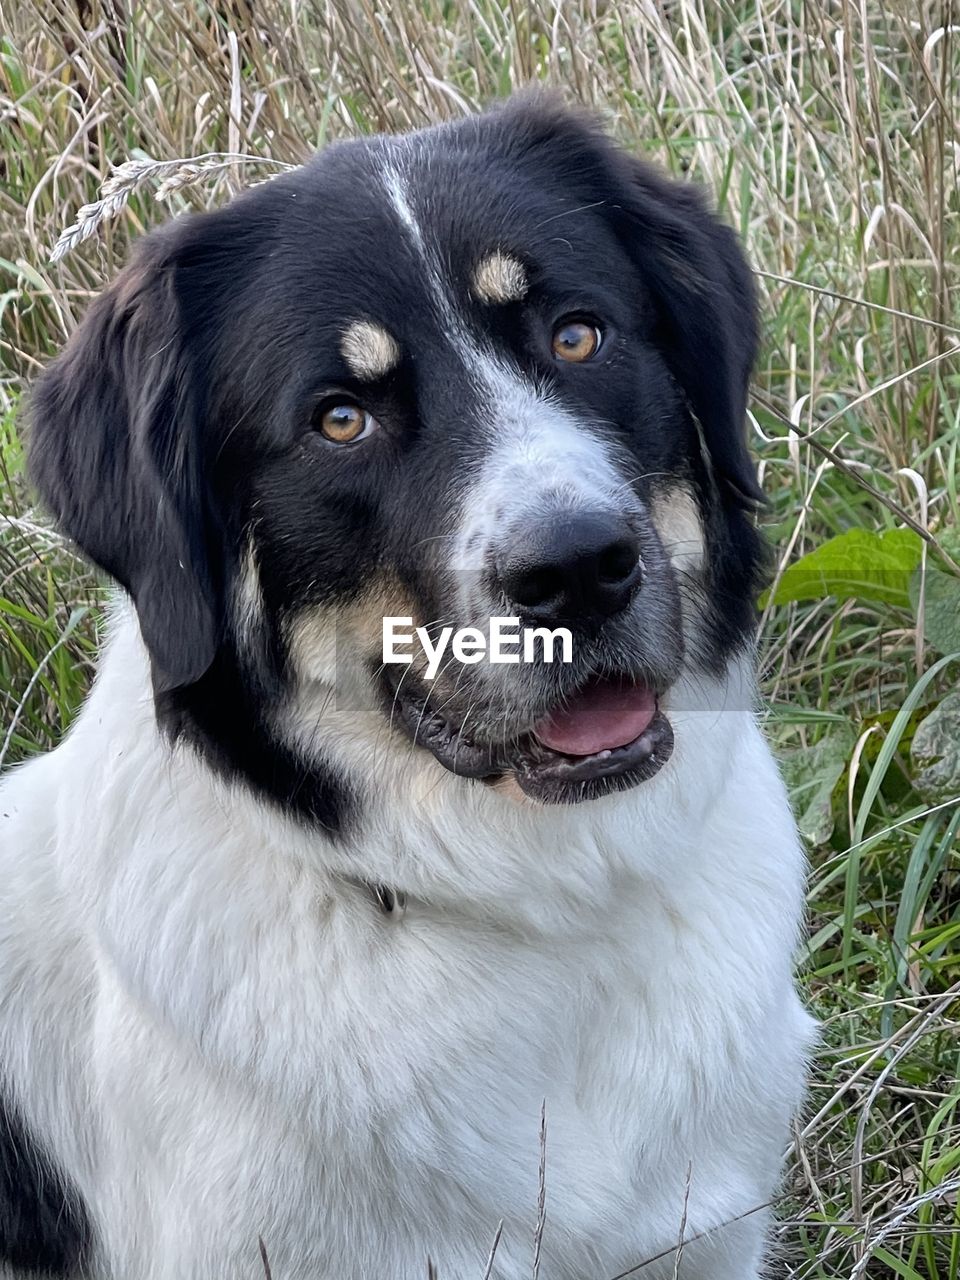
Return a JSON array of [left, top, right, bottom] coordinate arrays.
[[379, 160, 632, 562], [649, 484, 706, 571], [382, 163, 426, 251], [471, 252, 528, 305], [340, 321, 401, 381], [382, 161, 464, 344]]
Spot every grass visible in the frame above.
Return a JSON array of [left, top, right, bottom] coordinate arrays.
[[1, 0, 959, 1274]]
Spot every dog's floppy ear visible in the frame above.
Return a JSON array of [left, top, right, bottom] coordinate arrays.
[[615, 163, 763, 507], [29, 225, 221, 693]]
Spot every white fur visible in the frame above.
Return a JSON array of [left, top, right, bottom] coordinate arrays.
[[0, 602, 813, 1280], [452, 368, 636, 576]]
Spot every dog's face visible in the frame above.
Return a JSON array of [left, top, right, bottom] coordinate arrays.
[[30, 98, 765, 819]]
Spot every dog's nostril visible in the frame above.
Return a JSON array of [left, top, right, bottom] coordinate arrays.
[[508, 566, 565, 608], [597, 538, 639, 585]]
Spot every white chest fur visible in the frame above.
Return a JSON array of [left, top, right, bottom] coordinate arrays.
[[0, 620, 813, 1280]]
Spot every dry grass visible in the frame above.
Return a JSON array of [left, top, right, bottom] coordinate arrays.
[[2, 1, 960, 1275]]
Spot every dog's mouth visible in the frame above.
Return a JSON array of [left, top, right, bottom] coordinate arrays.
[[383, 671, 674, 804]]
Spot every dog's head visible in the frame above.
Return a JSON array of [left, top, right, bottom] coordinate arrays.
[[30, 97, 765, 818]]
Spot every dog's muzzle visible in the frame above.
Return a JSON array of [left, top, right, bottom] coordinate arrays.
[[381, 506, 682, 804]]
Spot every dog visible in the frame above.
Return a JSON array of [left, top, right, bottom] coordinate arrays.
[[0, 95, 813, 1280]]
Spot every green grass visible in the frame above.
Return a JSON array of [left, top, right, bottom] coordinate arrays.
[[2, 1, 959, 1274]]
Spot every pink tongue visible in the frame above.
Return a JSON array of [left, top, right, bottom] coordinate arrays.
[[534, 681, 658, 757]]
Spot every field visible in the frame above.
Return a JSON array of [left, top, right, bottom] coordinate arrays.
[[2, 1, 959, 1275]]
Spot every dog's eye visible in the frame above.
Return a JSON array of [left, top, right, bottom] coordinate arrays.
[[551, 319, 602, 363], [316, 403, 379, 444]]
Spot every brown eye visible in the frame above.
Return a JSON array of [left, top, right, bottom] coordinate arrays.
[[317, 403, 379, 444], [551, 319, 602, 363]]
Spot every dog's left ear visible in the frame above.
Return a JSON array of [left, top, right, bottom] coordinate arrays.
[[28, 221, 223, 693], [613, 161, 763, 507]]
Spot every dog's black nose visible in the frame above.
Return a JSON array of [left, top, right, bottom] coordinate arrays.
[[497, 512, 642, 624]]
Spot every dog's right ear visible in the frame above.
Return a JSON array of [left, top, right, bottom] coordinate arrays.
[[28, 225, 221, 693]]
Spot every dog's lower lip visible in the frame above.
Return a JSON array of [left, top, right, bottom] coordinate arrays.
[[512, 707, 673, 796]]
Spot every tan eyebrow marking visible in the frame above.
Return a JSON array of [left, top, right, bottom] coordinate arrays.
[[471, 252, 528, 305], [340, 321, 401, 380]]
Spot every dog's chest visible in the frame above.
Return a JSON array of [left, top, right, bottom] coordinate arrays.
[[79, 713, 806, 1277], [100, 864, 779, 1279]]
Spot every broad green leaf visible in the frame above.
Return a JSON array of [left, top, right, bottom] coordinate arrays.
[[764, 528, 923, 608], [911, 565, 960, 656], [910, 691, 960, 803], [778, 728, 854, 846]]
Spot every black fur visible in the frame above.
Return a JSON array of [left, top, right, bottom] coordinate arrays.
[[0, 1089, 89, 1276], [28, 94, 766, 810], [29, 229, 222, 697], [156, 656, 355, 833]]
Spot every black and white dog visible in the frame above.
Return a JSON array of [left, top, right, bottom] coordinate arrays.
[[1, 97, 812, 1279]]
